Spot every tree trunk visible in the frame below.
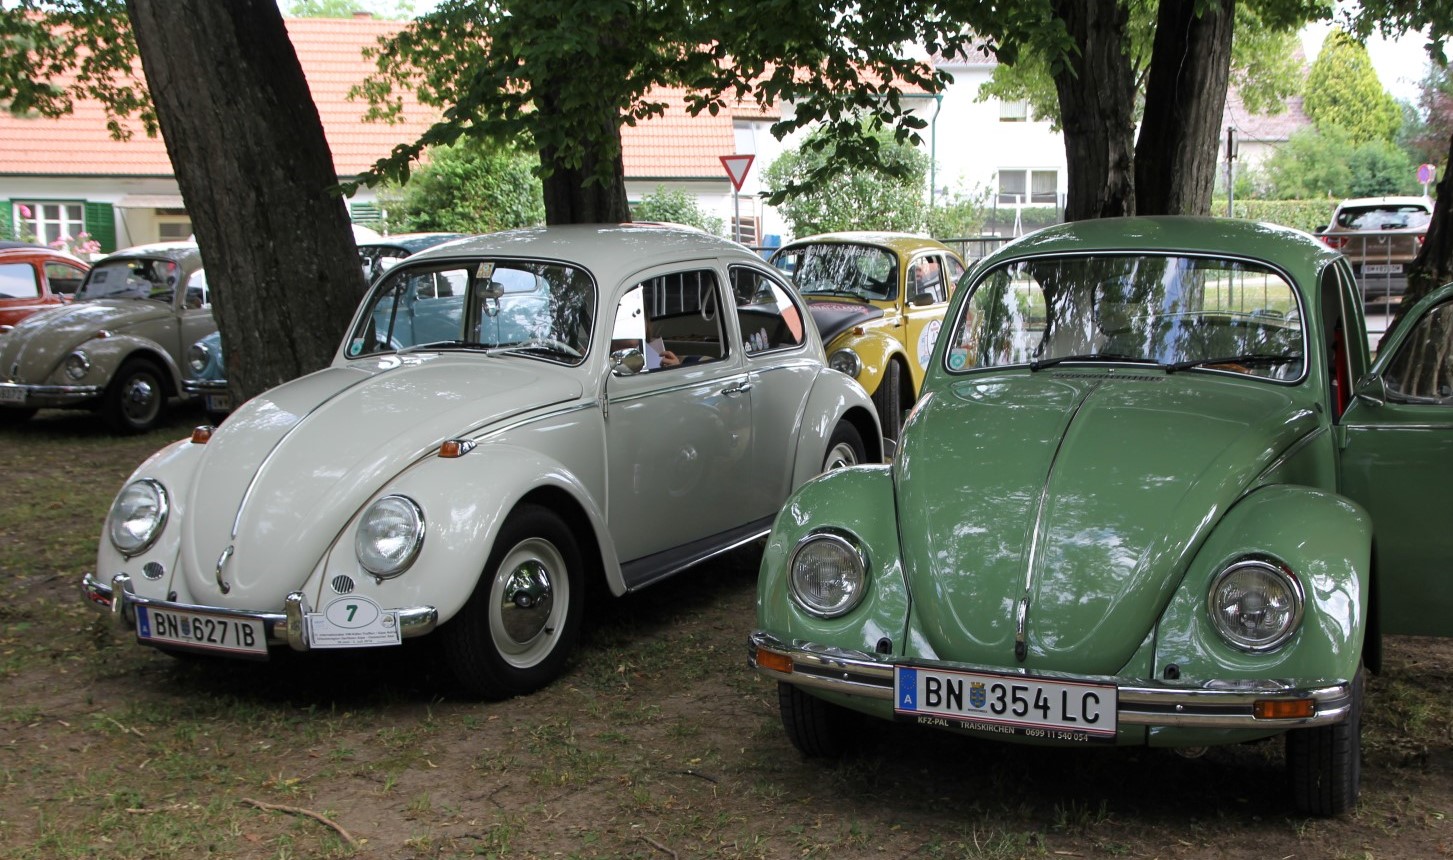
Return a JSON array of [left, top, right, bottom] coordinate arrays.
[[1050, 0, 1137, 221], [125, 0, 365, 406], [1134, 0, 1235, 216], [1379, 132, 1453, 352], [537, 86, 631, 225]]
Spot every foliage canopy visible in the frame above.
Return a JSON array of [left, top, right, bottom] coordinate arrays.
[[763, 128, 929, 236]]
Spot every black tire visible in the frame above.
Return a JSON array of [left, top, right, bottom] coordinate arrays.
[[1287, 666, 1363, 816], [822, 420, 865, 472], [442, 504, 584, 700], [103, 358, 167, 434], [778, 682, 857, 757], [871, 360, 904, 442]]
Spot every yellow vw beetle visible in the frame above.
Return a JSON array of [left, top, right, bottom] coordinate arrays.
[[769, 232, 966, 444]]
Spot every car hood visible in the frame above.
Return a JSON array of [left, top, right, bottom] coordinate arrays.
[[895, 370, 1317, 676], [0, 300, 170, 378], [176, 353, 584, 608], [804, 299, 886, 344]]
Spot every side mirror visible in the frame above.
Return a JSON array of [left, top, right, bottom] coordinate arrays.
[[610, 347, 646, 376], [1353, 373, 1386, 407], [909, 290, 938, 307]]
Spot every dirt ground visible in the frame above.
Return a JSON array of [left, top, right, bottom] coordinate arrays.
[[3, 405, 1451, 859]]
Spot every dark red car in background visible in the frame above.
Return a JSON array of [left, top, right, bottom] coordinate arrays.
[[0, 242, 90, 330]]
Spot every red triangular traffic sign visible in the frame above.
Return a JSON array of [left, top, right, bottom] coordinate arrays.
[[720, 154, 755, 191]]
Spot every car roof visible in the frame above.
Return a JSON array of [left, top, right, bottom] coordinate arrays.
[[975, 216, 1342, 275], [1333, 196, 1433, 211], [407, 224, 762, 284], [94, 242, 203, 268], [778, 231, 956, 257], [0, 245, 89, 265], [362, 233, 467, 254]]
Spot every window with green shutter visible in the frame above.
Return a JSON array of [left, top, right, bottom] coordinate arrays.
[[84, 202, 117, 253]]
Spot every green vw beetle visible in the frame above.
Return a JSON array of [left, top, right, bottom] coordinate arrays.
[[750, 216, 1453, 816]]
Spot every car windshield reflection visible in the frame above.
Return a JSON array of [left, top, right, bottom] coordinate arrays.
[[75, 258, 183, 305], [347, 259, 595, 364], [946, 254, 1307, 381], [772, 243, 899, 302]]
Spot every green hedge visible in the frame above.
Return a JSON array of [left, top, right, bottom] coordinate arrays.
[[1222, 199, 1338, 234]]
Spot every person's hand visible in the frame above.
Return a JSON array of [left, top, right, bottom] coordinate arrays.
[[659, 350, 682, 367]]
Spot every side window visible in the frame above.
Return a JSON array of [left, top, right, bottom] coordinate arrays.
[[944, 256, 966, 297], [730, 266, 806, 354], [45, 262, 85, 297], [1384, 301, 1453, 404], [184, 270, 210, 310], [0, 263, 39, 299], [611, 270, 724, 371], [909, 255, 946, 304]]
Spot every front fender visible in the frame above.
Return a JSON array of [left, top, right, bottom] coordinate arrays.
[[758, 464, 908, 655], [310, 442, 618, 623], [1154, 484, 1372, 687], [790, 370, 884, 489], [824, 329, 903, 397], [70, 334, 185, 394]]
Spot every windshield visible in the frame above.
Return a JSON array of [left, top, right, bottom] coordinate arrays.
[[944, 254, 1306, 381], [346, 259, 595, 365], [1334, 205, 1431, 231], [75, 257, 183, 304], [772, 243, 899, 301]]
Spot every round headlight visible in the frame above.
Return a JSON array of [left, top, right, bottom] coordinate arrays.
[[355, 495, 425, 578], [789, 531, 868, 618], [828, 348, 862, 378], [186, 341, 211, 375], [1207, 558, 1304, 652], [64, 351, 90, 380], [107, 479, 168, 557]]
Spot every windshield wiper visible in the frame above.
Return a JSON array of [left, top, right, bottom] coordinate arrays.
[[395, 339, 476, 354], [1029, 352, 1158, 371], [1164, 353, 1300, 373]]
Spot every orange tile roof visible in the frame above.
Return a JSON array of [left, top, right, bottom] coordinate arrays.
[[0, 16, 774, 182]]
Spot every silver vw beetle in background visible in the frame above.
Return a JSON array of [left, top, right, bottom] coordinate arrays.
[[83, 224, 882, 698]]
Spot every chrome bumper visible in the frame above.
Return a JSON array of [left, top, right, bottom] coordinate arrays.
[[181, 378, 227, 396], [0, 381, 103, 407], [82, 571, 438, 652], [749, 631, 1352, 730]]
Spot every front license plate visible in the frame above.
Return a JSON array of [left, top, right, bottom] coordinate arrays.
[[895, 666, 1117, 742], [136, 606, 268, 656], [1362, 263, 1403, 275], [0, 385, 26, 405]]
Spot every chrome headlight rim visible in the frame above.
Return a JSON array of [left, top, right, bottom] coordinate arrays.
[[788, 529, 869, 619], [828, 347, 862, 379], [354, 494, 426, 579], [107, 478, 169, 559], [1206, 556, 1304, 653], [64, 350, 90, 380], [186, 341, 212, 375]]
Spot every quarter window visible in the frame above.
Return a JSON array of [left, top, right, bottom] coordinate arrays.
[[730, 267, 806, 353]]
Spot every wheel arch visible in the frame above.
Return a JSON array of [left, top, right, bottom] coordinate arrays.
[[514, 484, 611, 606]]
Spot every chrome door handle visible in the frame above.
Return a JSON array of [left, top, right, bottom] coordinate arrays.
[[723, 381, 753, 396]]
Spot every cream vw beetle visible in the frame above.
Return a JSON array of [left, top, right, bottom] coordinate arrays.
[[83, 225, 881, 698]]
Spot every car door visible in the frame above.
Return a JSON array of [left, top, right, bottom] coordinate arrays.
[[1339, 283, 1453, 637], [604, 265, 753, 576], [729, 264, 819, 516]]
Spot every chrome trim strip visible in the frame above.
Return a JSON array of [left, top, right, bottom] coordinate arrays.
[[749, 632, 1353, 730], [81, 572, 437, 650], [182, 379, 228, 394], [0, 381, 103, 397], [1017, 382, 1098, 662]]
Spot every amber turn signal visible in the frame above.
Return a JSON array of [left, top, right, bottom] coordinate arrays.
[[439, 438, 476, 458], [1254, 699, 1316, 720], [190, 426, 214, 444], [756, 648, 793, 674]]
